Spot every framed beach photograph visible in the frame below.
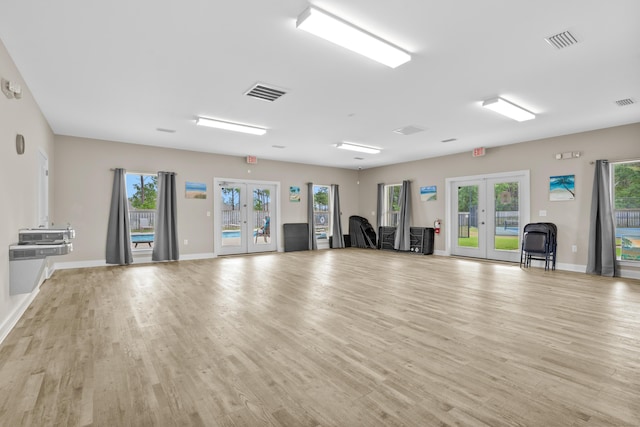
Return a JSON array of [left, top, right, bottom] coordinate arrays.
[[289, 186, 300, 202], [420, 185, 437, 202], [549, 175, 575, 201], [185, 181, 207, 199]]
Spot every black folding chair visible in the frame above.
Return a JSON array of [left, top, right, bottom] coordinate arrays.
[[520, 223, 557, 270]]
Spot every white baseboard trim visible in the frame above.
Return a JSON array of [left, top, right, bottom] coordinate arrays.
[[53, 253, 217, 272], [181, 253, 216, 261], [0, 274, 44, 345], [555, 262, 586, 273], [54, 259, 108, 270], [618, 266, 640, 280]]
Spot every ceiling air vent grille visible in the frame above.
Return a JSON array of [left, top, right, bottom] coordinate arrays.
[[393, 125, 425, 136], [545, 31, 578, 49], [245, 83, 286, 102], [615, 98, 634, 107]]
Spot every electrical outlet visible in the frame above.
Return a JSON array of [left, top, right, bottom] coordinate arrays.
[[539, 210, 547, 217], [184, 239, 188, 245], [572, 245, 577, 253], [206, 211, 211, 217]]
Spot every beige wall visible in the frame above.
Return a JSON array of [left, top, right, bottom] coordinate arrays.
[[53, 136, 359, 263], [358, 122, 640, 272], [2, 32, 639, 340], [0, 39, 55, 336]]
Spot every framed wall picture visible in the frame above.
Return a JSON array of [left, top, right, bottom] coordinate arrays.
[[289, 186, 300, 202], [549, 175, 575, 201], [420, 185, 437, 201], [186, 181, 207, 199]]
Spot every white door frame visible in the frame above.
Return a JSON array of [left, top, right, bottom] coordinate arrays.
[[445, 170, 530, 262], [214, 177, 280, 255]]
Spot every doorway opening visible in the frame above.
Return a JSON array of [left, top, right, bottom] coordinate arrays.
[[214, 178, 279, 255], [446, 171, 530, 262]]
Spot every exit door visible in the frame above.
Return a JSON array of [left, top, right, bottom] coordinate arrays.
[[214, 179, 278, 255], [447, 171, 530, 262]]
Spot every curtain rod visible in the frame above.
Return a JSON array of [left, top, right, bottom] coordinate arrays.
[[590, 158, 638, 165], [110, 168, 178, 175]]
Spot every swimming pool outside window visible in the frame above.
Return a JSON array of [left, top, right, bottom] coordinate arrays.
[[126, 173, 157, 250]]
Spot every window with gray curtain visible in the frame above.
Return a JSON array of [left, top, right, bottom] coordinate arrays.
[[393, 180, 411, 251], [307, 182, 317, 250], [610, 160, 640, 264], [152, 171, 179, 261], [587, 160, 616, 276], [106, 168, 133, 265], [331, 184, 344, 248]]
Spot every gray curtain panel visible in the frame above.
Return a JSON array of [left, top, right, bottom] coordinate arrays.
[[376, 183, 384, 229], [106, 168, 133, 265], [394, 180, 411, 251], [152, 171, 179, 261], [307, 182, 317, 250], [331, 184, 345, 248], [586, 160, 617, 276]]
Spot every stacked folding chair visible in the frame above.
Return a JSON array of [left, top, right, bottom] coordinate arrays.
[[349, 216, 377, 248], [520, 222, 557, 270]]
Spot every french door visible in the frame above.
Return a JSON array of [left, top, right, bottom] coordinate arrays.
[[447, 171, 529, 262], [214, 179, 278, 255]]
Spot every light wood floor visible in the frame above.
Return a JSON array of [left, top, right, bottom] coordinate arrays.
[[1, 249, 639, 426]]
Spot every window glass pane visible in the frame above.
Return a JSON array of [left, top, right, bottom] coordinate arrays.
[[613, 161, 640, 261], [126, 173, 158, 249], [313, 185, 330, 239], [494, 182, 519, 251], [457, 185, 478, 248], [384, 184, 402, 226]]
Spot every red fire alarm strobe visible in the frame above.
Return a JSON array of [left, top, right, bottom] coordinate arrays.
[[472, 147, 486, 157], [246, 155, 258, 164]]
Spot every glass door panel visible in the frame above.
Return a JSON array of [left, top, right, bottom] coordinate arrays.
[[492, 181, 520, 252], [220, 185, 245, 253], [452, 180, 486, 258], [486, 176, 525, 262], [249, 185, 275, 251], [457, 184, 479, 249]]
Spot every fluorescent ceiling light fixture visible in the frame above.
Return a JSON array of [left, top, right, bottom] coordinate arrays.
[[296, 6, 411, 68], [336, 142, 381, 154], [482, 97, 535, 122], [196, 117, 267, 135]]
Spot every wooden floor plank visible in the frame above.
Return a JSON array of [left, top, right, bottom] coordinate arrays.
[[1, 249, 639, 426]]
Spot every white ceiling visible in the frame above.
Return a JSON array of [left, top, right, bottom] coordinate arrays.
[[1, 1, 639, 169]]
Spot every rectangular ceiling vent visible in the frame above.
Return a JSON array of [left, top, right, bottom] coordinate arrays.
[[245, 83, 286, 102], [615, 98, 635, 107], [393, 125, 425, 136], [545, 30, 578, 49]]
